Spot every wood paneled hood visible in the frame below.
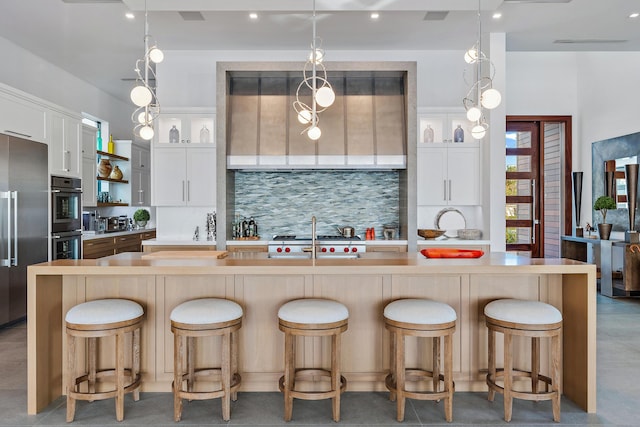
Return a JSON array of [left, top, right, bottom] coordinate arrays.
[[226, 71, 407, 170]]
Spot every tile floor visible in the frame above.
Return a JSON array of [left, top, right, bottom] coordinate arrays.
[[1, 293, 639, 426]]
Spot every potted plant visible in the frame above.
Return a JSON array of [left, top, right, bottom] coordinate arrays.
[[133, 208, 150, 229], [594, 195, 616, 240]]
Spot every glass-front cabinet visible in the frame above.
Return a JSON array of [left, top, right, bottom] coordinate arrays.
[[154, 113, 215, 145], [418, 110, 474, 144]]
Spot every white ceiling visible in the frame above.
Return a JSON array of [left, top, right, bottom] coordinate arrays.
[[0, 0, 638, 102]]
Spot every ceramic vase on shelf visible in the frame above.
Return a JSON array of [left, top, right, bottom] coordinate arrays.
[[200, 125, 210, 143], [625, 163, 639, 243], [169, 125, 180, 144], [423, 125, 434, 143], [109, 165, 123, 181], [572, 171, 583, 236], [97, 158, 112, 178], [453, 125, 464, 143]]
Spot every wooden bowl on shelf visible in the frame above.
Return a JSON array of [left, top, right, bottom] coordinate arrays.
[[418, 229, 446, 240]]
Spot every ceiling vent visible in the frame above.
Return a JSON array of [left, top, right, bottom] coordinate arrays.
[[423, 11, 449, 21], [554, 39, 627, 44], [179, 11, 205, 21]]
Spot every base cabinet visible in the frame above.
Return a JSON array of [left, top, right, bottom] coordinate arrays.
[[83, 230, 157, 259]]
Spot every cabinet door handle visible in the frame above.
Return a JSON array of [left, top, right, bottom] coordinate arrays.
[[187, 181, 191, 202], [182, 181, 185, 202], [5, 130, 32, 138], [443, 180, 447, 202], [448, 179, 452, 201]]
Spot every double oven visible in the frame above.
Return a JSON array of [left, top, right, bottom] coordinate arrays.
[[51, 176, 82, 260]]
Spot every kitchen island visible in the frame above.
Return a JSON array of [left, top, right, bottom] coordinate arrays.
[[27, 251, 596, 415]]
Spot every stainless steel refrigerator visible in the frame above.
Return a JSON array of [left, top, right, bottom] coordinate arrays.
[[0, 133, 48, 326]]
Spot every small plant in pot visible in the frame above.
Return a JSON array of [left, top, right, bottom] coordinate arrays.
[[593, 196, 616, 240], [133, 209, 150, 229]]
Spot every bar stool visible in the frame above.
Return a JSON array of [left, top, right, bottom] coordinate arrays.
[[170, 298, 243, 422], [278, 298, 348, 422], [484, 299, 562, 422], [65, 298, 144, 422], [384, 298, 456, 422]]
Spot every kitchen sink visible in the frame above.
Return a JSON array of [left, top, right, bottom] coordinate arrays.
[[267, 252, 312, 259]]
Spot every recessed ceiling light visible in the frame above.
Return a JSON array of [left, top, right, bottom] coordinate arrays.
[[630, 12, 640, 18], [125, 12, 135, 19], [371, 12, 380, 19], [493, 12, 502, 19], [249, 12, 258, 20]]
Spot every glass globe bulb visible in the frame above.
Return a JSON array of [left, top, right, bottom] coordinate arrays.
[[130, 85, 152, 107], [464, 47, 478, 64], [466, 106, 482, 122], [307, 126, 321, 140], [471, 124, 487, 140], [148, 47, 164, 63], [137, 111, 151, 124], [308, 48, 324, 64], [297, 109, 312, 124], [481, 88, 502, 109], [315, 86, 335, 108], [139, 125, 154, 140]]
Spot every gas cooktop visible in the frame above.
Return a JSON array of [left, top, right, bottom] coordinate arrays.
[[271, 235, 361, 241]]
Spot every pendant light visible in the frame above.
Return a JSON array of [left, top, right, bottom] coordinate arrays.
[[292, 0, 335, 141], [130, 0, 162, 141], [462, 0, 501, 140]]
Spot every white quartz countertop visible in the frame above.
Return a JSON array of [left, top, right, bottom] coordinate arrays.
[[83, 229, 155, 241]]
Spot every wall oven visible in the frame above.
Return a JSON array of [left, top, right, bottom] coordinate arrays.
[[51, 176, 82, 259]]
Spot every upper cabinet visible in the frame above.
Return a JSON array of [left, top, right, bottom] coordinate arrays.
[[154, 113, 215, 146], [0, 89, 47, 143], [418, 112, 474, 144], [81, 125, 97, 207], [226, 72, 406, 169], [130, 142, 151, 206], [49, 110, 81, 178]]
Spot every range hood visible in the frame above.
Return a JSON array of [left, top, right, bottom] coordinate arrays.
[[226, 72, 407, 170]]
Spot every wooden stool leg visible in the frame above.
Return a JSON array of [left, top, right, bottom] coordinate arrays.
[[88, 337, 96, 395], [221, 332, 231, 421], [395, 330, 406, 422], [487, 328, 496, 402], [173, 333, 183, 422], [133, 327, 141, 401], [503, 332, 513, 423], [444, 333, 453, 423], [551, 334, 561, 422], [231, 330, 239, 401], [332, 333, 341, 422], [187, 336, 195, 393], [66, 334, 76, 423], [283, 331, 294, 422], [433, 336, 441, 393], [389, 330, 397, 402], [115, 330, 125, 422], [532, 336, 540, 394]]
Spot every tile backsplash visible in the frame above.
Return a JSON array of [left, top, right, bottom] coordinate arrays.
[[233, 170, 400, 239]]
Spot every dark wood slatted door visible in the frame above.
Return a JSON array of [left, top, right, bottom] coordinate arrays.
[[506, 122, 541, 257]]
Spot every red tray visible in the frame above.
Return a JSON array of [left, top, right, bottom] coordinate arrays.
[[420, 248, 484, 259]]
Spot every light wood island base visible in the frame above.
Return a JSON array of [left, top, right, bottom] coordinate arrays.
[[27, 252, 597, 415]]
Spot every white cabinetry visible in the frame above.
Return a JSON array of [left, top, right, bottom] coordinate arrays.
[[417, 144, 480, 206], [154, 113, 214, 145], [0, 87, 47, 143], [50, 111, 81, 177], [81, 125, 97, 207], [152, 146, 215, 206], [130, 142, 151, 206], [419, 112, 474, 144]]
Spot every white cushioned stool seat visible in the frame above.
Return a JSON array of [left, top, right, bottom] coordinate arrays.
[[278, 298, 349, 324], [484, 298, 562, 325], [171, 298, 243, 324], [65, 299, 144, 325], [384, 298, 457, 324]]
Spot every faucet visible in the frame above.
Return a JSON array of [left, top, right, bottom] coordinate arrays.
[[311, 215, 317, 259], [193, 226, 200, 241]]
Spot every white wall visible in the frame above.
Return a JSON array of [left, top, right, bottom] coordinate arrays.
[[0, 36, 132, 138]]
